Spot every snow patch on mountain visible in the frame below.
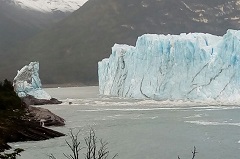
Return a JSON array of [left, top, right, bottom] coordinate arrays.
[[12, 0, 88, 12]]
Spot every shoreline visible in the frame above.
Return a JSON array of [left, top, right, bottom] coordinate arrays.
[[43, 83, 98, 88], [43, 86, 240, 107], [0, 120, 65, 152]]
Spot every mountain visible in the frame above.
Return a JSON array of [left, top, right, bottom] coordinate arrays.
[[1, 0, 240, 84], [0, 0, 86, 53]]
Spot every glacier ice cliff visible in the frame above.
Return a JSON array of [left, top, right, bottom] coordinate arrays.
[[13, 62, 51, 100], [98, 30, 240, 102]]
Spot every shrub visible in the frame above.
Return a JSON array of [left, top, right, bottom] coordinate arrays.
[[0, 148, 24, 159]]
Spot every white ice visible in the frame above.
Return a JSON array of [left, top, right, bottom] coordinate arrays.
[[98, 30, 240, 103], [13, 62, 51, 100]]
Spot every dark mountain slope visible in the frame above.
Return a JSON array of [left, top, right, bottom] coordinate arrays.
[[1, 0, 240, 84], [0, 1, 70, 53]]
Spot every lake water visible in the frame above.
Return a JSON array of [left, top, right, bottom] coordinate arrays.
[[11, 86, 240, 159]]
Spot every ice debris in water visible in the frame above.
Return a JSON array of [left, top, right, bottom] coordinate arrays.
[[13, 62, 51, 100], [98, 29, 240, 102]]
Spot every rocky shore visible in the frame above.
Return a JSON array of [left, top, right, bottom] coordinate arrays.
[[27, 105, 65, 126], [0, 62, 67, 152], [0, 118, 65, 152], [21, 95, 65, 126], [22, 95, 62, 106], [0, 79, 65, 152], [0, 99, 65, 152]]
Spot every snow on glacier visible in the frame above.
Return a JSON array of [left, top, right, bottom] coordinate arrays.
[[13, 62, 51, 100], [98, 29, 240, 102]]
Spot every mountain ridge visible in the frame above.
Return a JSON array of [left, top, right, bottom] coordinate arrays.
[[0, 0, 83, 53], [1, 0, 240, 84]]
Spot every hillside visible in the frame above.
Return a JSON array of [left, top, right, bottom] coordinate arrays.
[[0, 0, 81, 53], [1, 0, 240, 84]]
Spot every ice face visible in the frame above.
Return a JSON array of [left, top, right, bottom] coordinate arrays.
[[13, 62, 51, 100], [98, 30, 240, 102]]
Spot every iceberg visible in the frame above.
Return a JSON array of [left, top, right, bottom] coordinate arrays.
[[98, 30, 240, 102], [13, 62, 51, 100]]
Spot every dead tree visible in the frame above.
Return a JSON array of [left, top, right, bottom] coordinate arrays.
[[84, 128, 117, 159], [63, 129, 83, 159], [49, 129, 117, 159]]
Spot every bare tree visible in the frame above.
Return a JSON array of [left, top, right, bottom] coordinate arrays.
[[84, 128, 117, 159], [49, 129, 117, 159], [50, 128, 197, 159], [63, 129, 83, 159], [49, 154, 57, 159]]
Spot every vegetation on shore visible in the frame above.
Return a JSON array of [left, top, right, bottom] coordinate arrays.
[[0, 148, 24, 159], [0, 79, 64, 153], [0, 79, 25, 151], [0, 79, 24, 118]]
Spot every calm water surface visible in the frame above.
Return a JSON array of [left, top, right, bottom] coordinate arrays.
[[11, 86, 240, 159]]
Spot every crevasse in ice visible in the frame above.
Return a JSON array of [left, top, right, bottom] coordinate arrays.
[[98, 30, 240, 102], [13, 62, 51, 100]]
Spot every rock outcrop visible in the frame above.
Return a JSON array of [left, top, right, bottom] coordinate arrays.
[[0, 119, 65, 152], [22, 95, 62, 105], [0, 79, 65, 152], [27, 105, 65, 126]]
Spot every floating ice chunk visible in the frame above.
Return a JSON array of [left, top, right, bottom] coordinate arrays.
[[13, 62, 51, 100]]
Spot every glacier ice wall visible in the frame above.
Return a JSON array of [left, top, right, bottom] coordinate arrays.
[[13, 62, 51, 100], [98, 30, 240, 102]]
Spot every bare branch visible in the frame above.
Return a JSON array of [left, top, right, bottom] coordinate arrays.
[[191, 146, 197, 159], [177, 146, 197, 159], [48, 154, 57, 159], [49, 128, 117, 159]]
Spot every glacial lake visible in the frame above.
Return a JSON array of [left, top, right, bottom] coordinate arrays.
[[11, 86, 240, 159]]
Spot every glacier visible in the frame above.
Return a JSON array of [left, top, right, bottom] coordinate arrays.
[[98, 29, 240, 102], [13, 62, 51, 100]]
